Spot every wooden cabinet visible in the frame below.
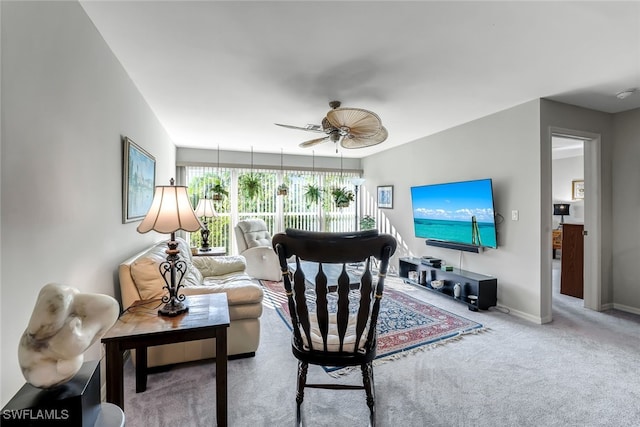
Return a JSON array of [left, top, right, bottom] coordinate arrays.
[[560, 224, 584, 299], [552, 229, 562, 259]]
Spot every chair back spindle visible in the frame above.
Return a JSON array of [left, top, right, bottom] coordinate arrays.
[[273, 229, 397, 426], [274, 229, 396, 361]]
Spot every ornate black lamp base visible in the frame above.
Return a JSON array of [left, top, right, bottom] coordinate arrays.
[[157, 237, 190, 317], [158, 300, 189, 317], [200, 226, 211, 252]]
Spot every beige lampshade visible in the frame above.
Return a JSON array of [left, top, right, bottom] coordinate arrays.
[[137, 184, 202, 234], [195, 198, 218, 218]]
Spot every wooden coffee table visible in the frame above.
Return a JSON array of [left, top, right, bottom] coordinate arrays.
[[102, 293, 230, 426]]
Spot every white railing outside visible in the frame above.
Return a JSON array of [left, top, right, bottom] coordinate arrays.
[[184, 166, 359, 254]]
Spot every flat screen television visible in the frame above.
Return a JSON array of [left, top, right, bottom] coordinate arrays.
[[410, 178, 498, 249]]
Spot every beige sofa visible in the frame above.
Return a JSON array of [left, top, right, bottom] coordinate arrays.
[[118, 238, 263, 367]]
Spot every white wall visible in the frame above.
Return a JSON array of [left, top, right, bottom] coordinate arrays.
[[363, 100, 544, 322], [611, 108, 640, 312], [1, 1, 176, 405]]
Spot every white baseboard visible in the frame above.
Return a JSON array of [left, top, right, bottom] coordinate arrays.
[[612, 303, 640, 316], [493, 304, 545, 324]]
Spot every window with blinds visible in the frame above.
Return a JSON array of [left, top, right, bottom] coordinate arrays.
[[183, 165, 359, 252]]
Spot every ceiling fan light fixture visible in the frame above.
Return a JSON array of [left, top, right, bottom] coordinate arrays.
[[342, 126, 388, 149], [277, 101, 387, 150], [326, 108, 382, 137]]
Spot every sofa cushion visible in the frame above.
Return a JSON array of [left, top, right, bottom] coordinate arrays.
[[192, 255, 246, 277], [300, 312, 369, 353], [130, 239, 201, 301], [197, 276, 264, 305]]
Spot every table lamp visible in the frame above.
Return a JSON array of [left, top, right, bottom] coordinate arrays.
[[553, 203, 570, 227], [137, 178, 202, 316], [194, 197, 217, 252]]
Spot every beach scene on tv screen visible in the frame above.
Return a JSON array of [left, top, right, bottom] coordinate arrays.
[[411, 179, 497, 248]]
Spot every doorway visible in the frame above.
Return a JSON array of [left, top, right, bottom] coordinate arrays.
[[551, 135, 584, 300], [549, 129, 602, 316]]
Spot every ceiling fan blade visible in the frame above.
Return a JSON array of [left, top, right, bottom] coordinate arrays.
[[341, 126, 388, 149], [299, 136, 329, 148], [326, 108, 382, 137], [275, 123, 325, 133]]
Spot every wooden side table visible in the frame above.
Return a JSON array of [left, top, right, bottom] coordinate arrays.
[[102, 293, 230, 426], [193, 246, 227, 257]]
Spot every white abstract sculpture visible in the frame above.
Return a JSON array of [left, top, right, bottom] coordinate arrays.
[[18, 283, 120, 388]]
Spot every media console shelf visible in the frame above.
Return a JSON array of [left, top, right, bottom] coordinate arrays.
[[399, 257, 497, 311]]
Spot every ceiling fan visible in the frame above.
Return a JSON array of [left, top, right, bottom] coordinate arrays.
[[275, 101, 388, 150]]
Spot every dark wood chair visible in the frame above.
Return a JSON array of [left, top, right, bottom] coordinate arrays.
[[272, 229, 397, 426]]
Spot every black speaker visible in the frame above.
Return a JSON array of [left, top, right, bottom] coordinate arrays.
[[425, 239, 483, 253]]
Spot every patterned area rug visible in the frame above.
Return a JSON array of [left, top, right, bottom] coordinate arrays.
[[260, 277, 484, 375]]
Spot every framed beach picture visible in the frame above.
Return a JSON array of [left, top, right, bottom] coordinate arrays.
[[572, 179, 584, 200], [377, 185, 394, 209], [123, 137, 156, 223]]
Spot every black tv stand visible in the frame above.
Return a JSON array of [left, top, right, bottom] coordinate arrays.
[[399, 257, 497, 311]]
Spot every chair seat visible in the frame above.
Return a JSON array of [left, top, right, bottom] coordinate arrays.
[[300, 312, 370, 353]]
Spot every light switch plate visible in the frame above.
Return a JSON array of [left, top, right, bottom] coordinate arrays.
[[511, 210, 519, 221]]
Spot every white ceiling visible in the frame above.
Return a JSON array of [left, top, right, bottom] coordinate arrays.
[[79, 1, 640, 158]]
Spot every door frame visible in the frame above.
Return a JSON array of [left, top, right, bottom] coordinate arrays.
[[549, 127, 602, 313]]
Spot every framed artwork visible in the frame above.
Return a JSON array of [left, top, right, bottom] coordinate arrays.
[[123, 137, 156, 223], [572, 179, 584, 200], [377, 185, 394, 209]]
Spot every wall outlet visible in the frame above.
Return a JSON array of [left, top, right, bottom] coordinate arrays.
[[511, 210, 519, 221]]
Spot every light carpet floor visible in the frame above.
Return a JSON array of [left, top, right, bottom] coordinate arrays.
[[122, 269, 640, 427]]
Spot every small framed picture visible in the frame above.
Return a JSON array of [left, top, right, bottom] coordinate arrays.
[[377, 185, 393, 209], [572, 179, 584, 200], [123, 137, 156, 223]]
